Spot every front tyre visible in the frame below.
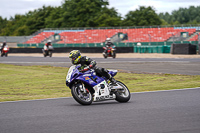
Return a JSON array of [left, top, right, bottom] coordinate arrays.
[[115, 81, 130, 103], [113, 52, 116, 58], [49, 51, 52, 57], [103, 53, 107, 58], [43, 52, 46, 57], [71, 84, 93, 105]]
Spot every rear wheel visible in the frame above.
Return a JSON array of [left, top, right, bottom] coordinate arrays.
[[115, 81, 130, 103], [71, 84, 93, 105]]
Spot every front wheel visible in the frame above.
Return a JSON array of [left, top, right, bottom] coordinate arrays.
[[113, 52, 116, 58], [71, 84, 93, 105], [115, 81, 130, 103], [103, 53, 107, 58], [43, 52, 46, 57], [49, 51, 52, 57]]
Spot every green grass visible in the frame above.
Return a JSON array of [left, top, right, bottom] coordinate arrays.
[[0, 63, 200, 102]]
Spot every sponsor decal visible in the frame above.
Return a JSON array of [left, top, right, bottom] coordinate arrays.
[[83, 74, 91, 77], [85, 77, 90, 80], [96, 95, 110, 101]]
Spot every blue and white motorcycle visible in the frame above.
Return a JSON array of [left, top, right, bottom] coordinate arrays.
[[66, 65, 130, 105]]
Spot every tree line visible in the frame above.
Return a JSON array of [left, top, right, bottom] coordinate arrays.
[[0, 0, 200, 36]]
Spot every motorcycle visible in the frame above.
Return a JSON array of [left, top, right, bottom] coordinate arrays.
[[0, 46, 9, 57], [66, 65, 130, 105], [103, 46, 116, 58], [42, 45, 54, 57]]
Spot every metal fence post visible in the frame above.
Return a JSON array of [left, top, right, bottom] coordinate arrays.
[[148, 34, 151, 45]]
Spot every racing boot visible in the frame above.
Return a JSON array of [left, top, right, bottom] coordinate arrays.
[[109, 76, 117, 85]]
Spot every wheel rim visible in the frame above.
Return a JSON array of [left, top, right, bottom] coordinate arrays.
[[117, 82, 129, 98], [74, 87, 92, 102]]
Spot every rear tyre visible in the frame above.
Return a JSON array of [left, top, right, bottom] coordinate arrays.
[[71, 84, 93, 105], [115, 81, 130, 103]]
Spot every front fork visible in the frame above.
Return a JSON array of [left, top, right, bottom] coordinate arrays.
[[79, 82, 87, 93]]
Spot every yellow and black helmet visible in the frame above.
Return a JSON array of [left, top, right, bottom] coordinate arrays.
[[69, 50, 81, 65]]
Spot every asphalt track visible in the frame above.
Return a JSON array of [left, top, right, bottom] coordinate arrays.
[[1, 56, 200, 75], [1, 56, 200, 133], [0, 88, 200, 133]]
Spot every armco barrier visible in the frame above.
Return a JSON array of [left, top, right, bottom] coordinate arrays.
[[199, 44, 200, 54], [13, 45, 171, 53], [9, 47, 133, 53]]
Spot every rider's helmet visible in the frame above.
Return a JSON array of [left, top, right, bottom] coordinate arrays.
[[47, 40, 51, 44], [69, 50, 81, 65], [3, 41, 6, 46], [106, 38, 111, 43]]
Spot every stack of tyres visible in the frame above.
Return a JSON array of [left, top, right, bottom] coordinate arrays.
[[171, 43, 196, 54]]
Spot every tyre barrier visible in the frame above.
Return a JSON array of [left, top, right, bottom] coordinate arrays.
[[171, 43, 197, 54]]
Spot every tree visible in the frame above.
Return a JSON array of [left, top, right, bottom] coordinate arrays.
[[122, 6, 162, 26], [14, 25, 30, 36], [61, 0, 121, 27], [160, 19, 169, 26], [0, 17, 7, 34], [94, 7, 122, 26], [159, 5, 200, 24], [45, 6, 64, 28], [2, 0, 200, 36]]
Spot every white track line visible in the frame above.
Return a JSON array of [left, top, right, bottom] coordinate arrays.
[[0, 62, 67, 64], [133, 87, 200, 94], [1, 61, 190, 64], [0, 87, 199, 104]]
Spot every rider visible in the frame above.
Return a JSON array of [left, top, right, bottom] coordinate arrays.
[[69, 50, 116, 84], [105, 38, 114, 47], [0, 41, 7, 53], [43, 40, 53, 54], [104, 38, 115, 53], [45, 40, 52, 49]]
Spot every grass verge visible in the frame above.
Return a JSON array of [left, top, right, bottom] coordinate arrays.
[[0, 63, 200, 102]]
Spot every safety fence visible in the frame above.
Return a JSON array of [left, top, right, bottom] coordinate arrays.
[[134, 45, 171, 53]]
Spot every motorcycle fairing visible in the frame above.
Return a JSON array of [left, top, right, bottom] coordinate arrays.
[[66, 65, 118, 88], [76, 73, 105, 87], [66, 65, 105, 87], [93, 80, 115, 102], [108, 70, 117, 77]]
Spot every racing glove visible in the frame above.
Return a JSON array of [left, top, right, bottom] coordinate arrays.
[[79, 66, 90, 72]]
